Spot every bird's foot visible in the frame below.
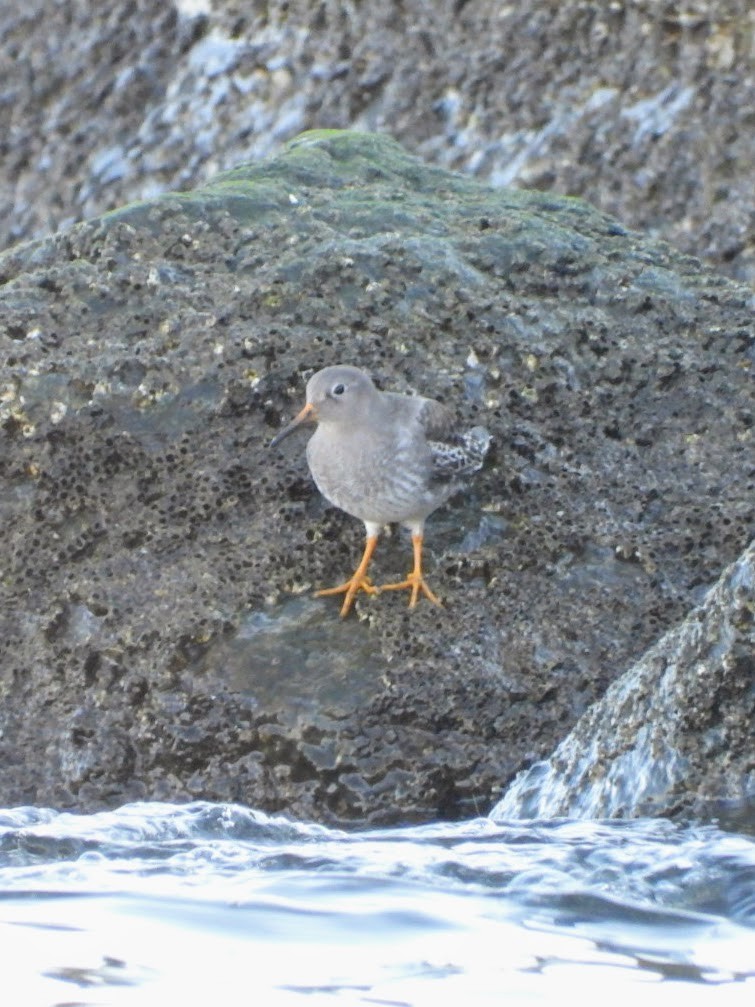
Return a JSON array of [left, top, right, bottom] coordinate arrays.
[[315, 573, 379, 617], [314, 534, 380, 618], [378, 573, 442, 609]]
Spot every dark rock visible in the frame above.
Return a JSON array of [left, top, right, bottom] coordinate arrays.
[[0, 2, 752, 283], [0, 131, 753, 824], [493, 539, 755, 820]]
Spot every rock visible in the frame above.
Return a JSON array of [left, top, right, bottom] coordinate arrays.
[[1, 2, 752, 283], [0, 131, 752, 823], [492, 540, 755, 821]]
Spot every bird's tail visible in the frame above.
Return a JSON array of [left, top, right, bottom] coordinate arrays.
[[463, 426, 492, 471]]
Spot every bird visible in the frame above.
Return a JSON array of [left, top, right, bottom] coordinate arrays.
[[270, 365, 490, 617]]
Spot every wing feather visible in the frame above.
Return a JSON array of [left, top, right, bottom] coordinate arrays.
[[416, 399, 491, 482]]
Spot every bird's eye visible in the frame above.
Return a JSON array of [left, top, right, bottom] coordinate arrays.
[[332, 383, 346, 396]]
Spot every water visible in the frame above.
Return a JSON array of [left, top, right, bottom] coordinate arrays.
[[1, 802, 753, 1006]]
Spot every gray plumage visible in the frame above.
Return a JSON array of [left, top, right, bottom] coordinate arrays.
[[269, 364, 490, 615], [298, 367, 489, 535]]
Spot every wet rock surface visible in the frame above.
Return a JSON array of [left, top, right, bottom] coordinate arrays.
[[0, 131, 753, 823], [1, 1, 752, 283], [493, 540, 755, 821]]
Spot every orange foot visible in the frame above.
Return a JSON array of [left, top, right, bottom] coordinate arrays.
[[314, 535, 379, 618], [378, 533, 442, 609]]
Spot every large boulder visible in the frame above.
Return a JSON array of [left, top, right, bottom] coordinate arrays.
[[0, 131, 752, 823], [1, 1, 752, 283]]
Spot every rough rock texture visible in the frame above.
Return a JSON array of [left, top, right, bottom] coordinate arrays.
[[1, 1, 752, 283], [493, 540, 755, 821], [0, 131, 753, 823]]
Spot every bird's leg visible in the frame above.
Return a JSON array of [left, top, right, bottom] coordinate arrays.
[[314, 534, 380, 617], [379, 533, 442, 609]]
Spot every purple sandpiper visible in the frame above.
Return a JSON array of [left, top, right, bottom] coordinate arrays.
[[270, 365, 490, 617]]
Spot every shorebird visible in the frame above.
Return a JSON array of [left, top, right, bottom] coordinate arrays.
[[270, 365, 490, 617]]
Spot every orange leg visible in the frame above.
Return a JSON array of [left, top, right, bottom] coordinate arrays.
[[379, 533, 442, 609], [315, 534, 380, 617]]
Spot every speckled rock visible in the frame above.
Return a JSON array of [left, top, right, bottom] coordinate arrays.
[[0, 131, 752, 823], [1, 1, 752, 283], [493, 539, 755, 821]]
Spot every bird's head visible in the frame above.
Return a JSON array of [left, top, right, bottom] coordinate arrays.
[[269, 365, 377, 447]]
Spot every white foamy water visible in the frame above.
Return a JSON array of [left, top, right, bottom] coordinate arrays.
[[1, 802, 753, 1005]]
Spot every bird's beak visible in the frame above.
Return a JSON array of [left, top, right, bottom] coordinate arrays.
[[269, 402, 316, 448]]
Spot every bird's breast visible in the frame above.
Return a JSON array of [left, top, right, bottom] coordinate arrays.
[[306, 426, 445, 525]]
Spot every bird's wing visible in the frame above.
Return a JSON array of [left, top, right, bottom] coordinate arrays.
[[416, 398, 491, 481], [416, 397, 457, 442]]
